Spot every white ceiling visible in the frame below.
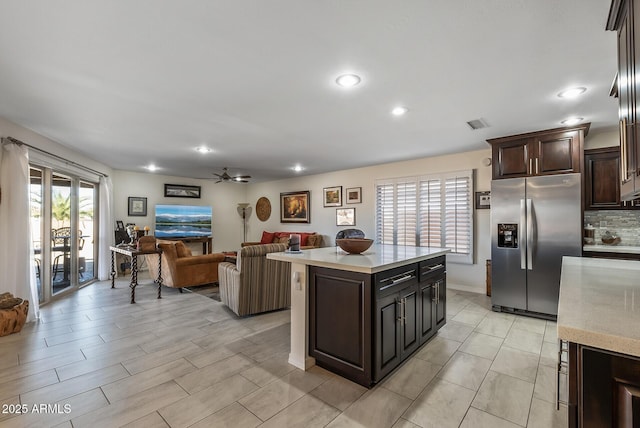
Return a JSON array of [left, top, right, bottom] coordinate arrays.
[[0, 1, 619, 182]]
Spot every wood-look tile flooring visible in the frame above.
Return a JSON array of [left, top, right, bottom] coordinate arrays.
[[0, 278, 568, 427]]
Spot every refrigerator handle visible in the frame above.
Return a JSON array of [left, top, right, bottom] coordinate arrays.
[[520, 199, 526, 270], [527, 199, 533, 270]]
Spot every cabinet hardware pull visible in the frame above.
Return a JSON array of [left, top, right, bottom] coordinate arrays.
[[535, 157, 539, 174], [390, 274, 415, 285], [529, 158, 533, 175], [621, 119, 629, 182], [402, 298, 406, 325], [425, 264, 444, 272], [396, 300, 402, 321]]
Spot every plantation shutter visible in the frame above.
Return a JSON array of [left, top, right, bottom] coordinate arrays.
[[375, 169, 473, 264], [444, 173, 472, 257]]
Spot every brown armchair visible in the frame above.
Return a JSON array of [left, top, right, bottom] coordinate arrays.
[[139, 236, 225, 288]]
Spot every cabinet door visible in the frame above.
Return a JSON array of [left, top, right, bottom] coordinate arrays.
[[584, 148, 622, 209], [435, 277, 447, 329], [492, 138, 530, 179], [419, 282, 436, 344], [399, 285, 420, 358], [374, 294, 400, 381], [532, 130, 581, 175], [620, 0, 637, 200]]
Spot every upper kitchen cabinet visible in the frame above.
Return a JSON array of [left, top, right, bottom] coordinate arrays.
[[584, 146, 640, 209], [487, 124, 590, 180], [608, 0, 640, 200]]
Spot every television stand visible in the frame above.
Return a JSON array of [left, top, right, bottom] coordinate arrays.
[[160, 236, 213, 254]]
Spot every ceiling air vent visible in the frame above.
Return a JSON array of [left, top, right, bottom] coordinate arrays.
[[466, 118, 490, 130]]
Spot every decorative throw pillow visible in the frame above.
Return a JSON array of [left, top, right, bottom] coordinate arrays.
[[175, 242, 192, 258], [260, 231, 276, 244], [276, 236, 290, 245], [306, 234, 320, 247]]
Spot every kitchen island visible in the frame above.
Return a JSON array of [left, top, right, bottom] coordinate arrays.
[[558, 256, 640, 427], [268, 244, 449, 386]]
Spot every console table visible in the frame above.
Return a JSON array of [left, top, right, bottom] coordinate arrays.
[[110, 245, 162, 303], [160, 236, 213, 254]]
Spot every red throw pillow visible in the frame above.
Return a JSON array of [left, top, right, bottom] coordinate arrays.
[[299, 233, 313, 246], [260, 231, 275, 244]]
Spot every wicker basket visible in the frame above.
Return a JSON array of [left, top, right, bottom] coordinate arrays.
[[0, 294, 29, 337]]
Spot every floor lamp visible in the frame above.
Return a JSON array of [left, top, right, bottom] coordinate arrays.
[[237, 203, 251, 243]]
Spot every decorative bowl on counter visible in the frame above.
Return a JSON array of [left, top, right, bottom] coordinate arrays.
[[601, 231, 621, 245], [336, 238, 374, 254]]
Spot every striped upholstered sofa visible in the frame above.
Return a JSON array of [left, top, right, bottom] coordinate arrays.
[[218, 243, 291, 316]]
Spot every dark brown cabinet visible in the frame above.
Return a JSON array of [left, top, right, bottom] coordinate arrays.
[[584, 146, 640, 209], [567, 342, 640, 427], [487, 124, 589, 180], [309, 256, 447, 387], [608, 0, 640, 200]]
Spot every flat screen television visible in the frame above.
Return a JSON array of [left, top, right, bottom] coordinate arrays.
[[155, 205, 212, 238]]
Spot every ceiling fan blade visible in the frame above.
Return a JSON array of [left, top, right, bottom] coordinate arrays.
[[235, 175, 252, 179]]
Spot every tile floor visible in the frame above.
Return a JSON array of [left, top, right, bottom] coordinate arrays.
[[0, 279, 568, 427]]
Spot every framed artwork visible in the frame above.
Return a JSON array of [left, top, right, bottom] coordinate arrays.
[[280, 191, 311, 223], [323, 186, 342, 207], [164, 183, 201, 198], [475, 191, 491, 209], [128, 197, 147, 216], [116, 220, 124, 230], [336, 207, 355, 226], [346, 187, 362, 204]]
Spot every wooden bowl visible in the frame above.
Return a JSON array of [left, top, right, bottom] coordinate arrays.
[[336, 238, 374, 254]]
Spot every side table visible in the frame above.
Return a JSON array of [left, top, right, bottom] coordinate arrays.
[[110, 245, 162, 303]]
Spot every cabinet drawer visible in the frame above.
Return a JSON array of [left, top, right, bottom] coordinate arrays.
[[374, 264, 418, 298], [419, 256, 446, 282]]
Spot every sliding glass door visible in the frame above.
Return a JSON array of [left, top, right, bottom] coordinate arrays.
[[29, 166, 98, 303]]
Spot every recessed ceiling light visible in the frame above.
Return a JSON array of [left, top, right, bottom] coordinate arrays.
[[558, 87, 586, 99], [336, 74, 361, 88], [561, 117, 584, 126], [293, 165, 303, 172], [145, 164, 159, 172], [195, 146, 211, 153], [391, 106, 409, 116]]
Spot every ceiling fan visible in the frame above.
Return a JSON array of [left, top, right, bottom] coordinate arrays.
[[213, 167, 251, 183]]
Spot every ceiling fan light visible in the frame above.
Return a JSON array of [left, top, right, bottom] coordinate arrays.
[[195, 146, 211, 153]]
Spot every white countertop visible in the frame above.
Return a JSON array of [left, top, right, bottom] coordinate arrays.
[[583, 244, 640, 254], [267, 245, 450, 274], [558, 256, 640, 357]]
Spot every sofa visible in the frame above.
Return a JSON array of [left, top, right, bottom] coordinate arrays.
[[139, 236, 225, 289], [218, 243, 291, 316], [242, 231, 323, 249]]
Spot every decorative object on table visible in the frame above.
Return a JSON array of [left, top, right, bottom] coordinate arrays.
[[237, 203, 252, 243], [601, 230, 621, 245], [125, 224, 144, 245], [0, 292, 29, 337], [346, 187, 362, 204], [336, 207, 355, 226], [584, 224, 595, 245], [280, 191, 310, 223], [323, 186, 342, 207], [256, 196, 271, 222], [164, 183, 201, 198], [336, 238, 374, 254], [475, 191, 491, 209], [289, 234, 301, 252], [116, 220, 124, 230], [128, 197, 147, 216], [335, 228, 365, 240]]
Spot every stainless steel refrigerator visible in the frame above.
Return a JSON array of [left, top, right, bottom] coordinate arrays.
[[491, 173, 581, 318]]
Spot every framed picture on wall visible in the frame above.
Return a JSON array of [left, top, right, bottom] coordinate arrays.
[[280, 191, 311, 223], [164, 183, 201, 198], [128, 197, 147, 216], [346, 187, 362, 204], [336, 207, 355, 226], [323, 186, 342, 207], [475, 191, 491, 209]]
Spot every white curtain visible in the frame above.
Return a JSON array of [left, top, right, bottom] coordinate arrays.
[[0, 141, 40, 321], [98, 176, 114, 280]]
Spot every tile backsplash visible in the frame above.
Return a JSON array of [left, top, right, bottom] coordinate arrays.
[[584, 210, 640, 246]]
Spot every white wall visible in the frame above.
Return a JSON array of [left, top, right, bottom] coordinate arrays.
[[585, 129, 619, 149], [247, 148, 493, 293]]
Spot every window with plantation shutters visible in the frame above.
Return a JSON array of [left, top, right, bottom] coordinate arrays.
[[376, 170, 473, 264]]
